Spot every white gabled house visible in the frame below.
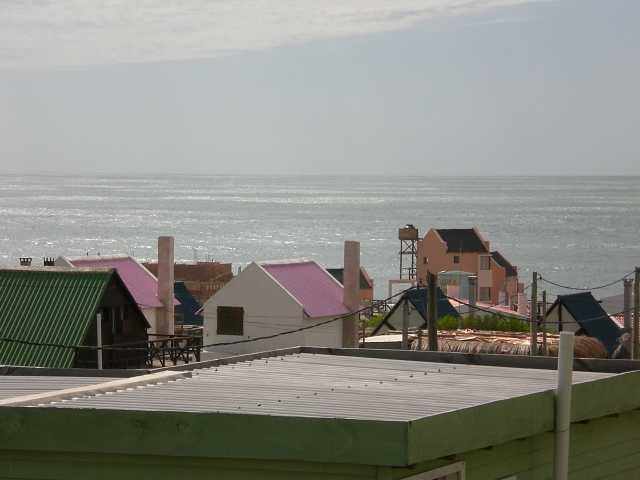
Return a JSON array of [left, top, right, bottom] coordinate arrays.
[[203, 258, 352, 355]]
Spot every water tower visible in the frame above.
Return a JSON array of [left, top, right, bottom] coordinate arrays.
[[398, 224, 418, 279]]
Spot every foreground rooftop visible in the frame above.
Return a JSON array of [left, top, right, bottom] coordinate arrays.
[[2, 347, 640, 470]]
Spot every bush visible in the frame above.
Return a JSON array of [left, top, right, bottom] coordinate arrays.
[[364, 313, 386, 329], [437, 314, 529, 333], [437, 316, 459, 330]]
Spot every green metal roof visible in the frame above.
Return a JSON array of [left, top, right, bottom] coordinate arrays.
[[0, 267, 113, 368]]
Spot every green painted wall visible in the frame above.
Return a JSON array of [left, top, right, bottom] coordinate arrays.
[[1, 410, 639, 479], [0, 450, 378, 480], [395, 409, 640, 480]]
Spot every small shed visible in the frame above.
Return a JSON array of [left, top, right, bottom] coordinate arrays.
[[0, 266, 149, 369], [545, 291, 625, 358], [371, 287, 459, 336]]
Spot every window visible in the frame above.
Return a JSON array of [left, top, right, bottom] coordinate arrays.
[[479, 256, 491, 270], [110, 306, 123, 335], [217, 306, 244, 335], [479, 287, 491, 302], [453, 255, 460, 264], [423, 257, 428, 265]]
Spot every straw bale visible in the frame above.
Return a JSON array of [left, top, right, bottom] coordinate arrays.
[[410, 331, 607, 358]]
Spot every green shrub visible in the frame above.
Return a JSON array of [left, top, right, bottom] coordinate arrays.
[[437, 313, 529, 333], [437, 316, 459, 330], [364, 313, 386, 329]]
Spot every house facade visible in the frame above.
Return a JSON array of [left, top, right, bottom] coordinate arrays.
[[203, 259, 349, 355], [416, 228, 521, 305]]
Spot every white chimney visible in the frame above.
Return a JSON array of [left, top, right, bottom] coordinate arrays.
[[342, 240, 360, 348], [517, 292, 528, 317], [157, 236, 175, 335]]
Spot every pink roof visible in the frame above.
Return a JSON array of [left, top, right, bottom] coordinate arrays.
[[260, 260, 349, 318], [65, 255, 179, 309]]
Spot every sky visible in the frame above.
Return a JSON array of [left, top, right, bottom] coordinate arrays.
[[0, 0, 638, 176]]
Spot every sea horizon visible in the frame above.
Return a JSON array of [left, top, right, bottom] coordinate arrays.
[[1, 173, 638, 300]]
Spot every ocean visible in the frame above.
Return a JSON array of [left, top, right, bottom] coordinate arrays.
[[1, 173, 638, 300]]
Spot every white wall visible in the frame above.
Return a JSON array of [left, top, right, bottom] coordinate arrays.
[[545, 305, 579, 334], [143, 308, 157, 335], [203, 262, 343, 355]]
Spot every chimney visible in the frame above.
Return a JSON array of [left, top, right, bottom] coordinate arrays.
[[517, 292, 528, 316], [342, 240, 360, 348], [19, 257, 32, 266], [157, 236, 175, 335], [468, 276, 477, 317], [43, 257, 55, 266]]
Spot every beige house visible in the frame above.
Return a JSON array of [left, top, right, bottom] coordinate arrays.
[[416, 228, 522, 305]]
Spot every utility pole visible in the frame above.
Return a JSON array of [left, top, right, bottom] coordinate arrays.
[[633, 267, 640, 360], [541, 290, 548, 356], [624, 279, 633, 354], [427, 271, 438, 351], [401, 295, 409, 350], [417, 287, 423, 352], [530, 271, 538, 356]]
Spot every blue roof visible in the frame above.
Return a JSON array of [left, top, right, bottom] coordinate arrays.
[[552, 292, 624, 358], [174, 282, 203, 326], [371, 287, 459, 335]]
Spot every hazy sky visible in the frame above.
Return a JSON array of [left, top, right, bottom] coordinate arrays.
[[0, 0, 638, 175]]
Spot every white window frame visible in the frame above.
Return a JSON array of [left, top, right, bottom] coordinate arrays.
[[404, 461, 465, 480]]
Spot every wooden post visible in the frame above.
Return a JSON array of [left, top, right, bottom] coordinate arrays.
[[530, 271, 538, 356], [623, 279, 633, 332], [633, 267, 640, 360], [401, 296, 409, 350], [96, 313, 103, 370], [427, 271, 438, 351]]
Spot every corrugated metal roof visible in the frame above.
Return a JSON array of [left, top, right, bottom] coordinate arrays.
[[260, 260, 349, 318], [64, 255, 178, 309], [46, 352, 612, 421], [0, 376, 119, 400], [0, 267, 111, 368]]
